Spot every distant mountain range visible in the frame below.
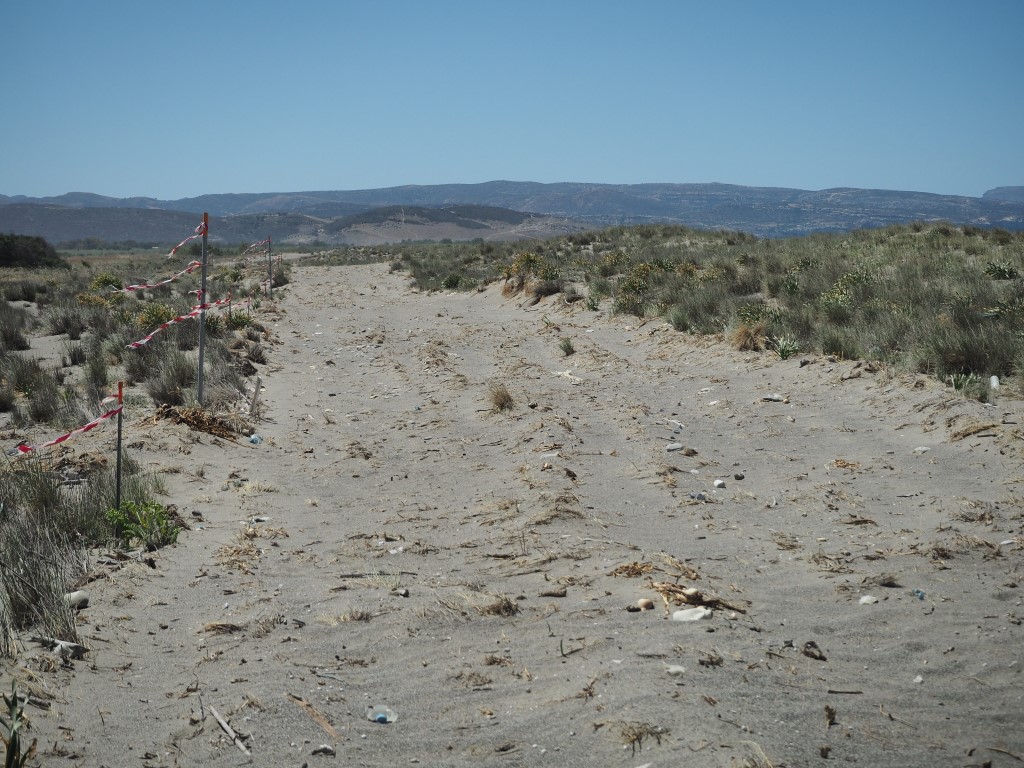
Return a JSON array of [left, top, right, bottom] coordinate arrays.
[[1, 182, 1022, 246]]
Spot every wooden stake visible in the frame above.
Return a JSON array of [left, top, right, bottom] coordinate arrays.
[[249, 376, 262, 419]]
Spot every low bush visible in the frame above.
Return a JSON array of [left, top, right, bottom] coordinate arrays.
[[145, 349, 194, 406], [106, 501, 181, 551]]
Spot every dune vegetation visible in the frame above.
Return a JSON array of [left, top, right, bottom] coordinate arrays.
[[311, 220, 1024, 399]]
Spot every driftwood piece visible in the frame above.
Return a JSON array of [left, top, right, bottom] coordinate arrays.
[[286, 693, 340, 739], [209, 705, 250, 755]]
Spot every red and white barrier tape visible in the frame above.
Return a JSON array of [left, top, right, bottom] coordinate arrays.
[[14, 406, 123, 454], [241, 238, 270, 256], [115, 260, 202, 293], [166, 221, 208, 259], [126, 296, 232, 349]]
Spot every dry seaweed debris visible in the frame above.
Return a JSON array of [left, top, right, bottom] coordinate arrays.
[[646, 579, 748, 615], [615, 721, 669, 755], [949, 420, 1000, 442], [152, 404, 240, 440], [477, 595, 520, 617], [609, 561, 654, 578]]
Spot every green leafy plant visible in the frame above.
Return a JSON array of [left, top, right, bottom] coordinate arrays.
[[225, 311, 254, 331], [1, 681, 36, 767], [770, 336, 801, 360], [559, 337, 576, 356], [89, 272, 123, 292], [106, 501, 180, 551], [985, 261, 1020, 280]]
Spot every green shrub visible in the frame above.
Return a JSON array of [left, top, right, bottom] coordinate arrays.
[[985, 261, 1020, 280], [84, 338, 108, 392], [106, 501, 180, 551], [145, 349, 194, 406], [770, 336, 801, 360], [90, 272, 123, 292], [0, 303, 31, 351], [2, 279, 47, 303], [0, 233, 65, 269], [43, 301, 88, 339]]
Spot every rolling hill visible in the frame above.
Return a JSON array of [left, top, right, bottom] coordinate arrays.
[[1, 181, 1022, 246]]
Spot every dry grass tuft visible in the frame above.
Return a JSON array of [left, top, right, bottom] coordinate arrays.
[[730, 322, 767, 351], [613, 721, 669, 755], [477, 595, 520, 617], [203, 622, 245, 635], [488, 382, 514, 412], [609, 560, 654, 578]]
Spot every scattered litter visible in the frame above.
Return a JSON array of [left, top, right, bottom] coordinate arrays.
[[665, 664, 686, 676], [30, 635, 87, 661], [912, 675, 924, 684], [64, 590, 89, 610], [671, 606, 713, 622], [312, 745, 336, 756], [666, 443, 684, 452], [637, 598, 655, 611], [802, 641, 827, 661], [248, 434, 264, 444], [366, 705, 397, 724], [859, 595, 879, 605], [761, 393, 788, 403], [689, 492, 708, 502], [912, 446, 930, 454], [911, 589, 926, 600]]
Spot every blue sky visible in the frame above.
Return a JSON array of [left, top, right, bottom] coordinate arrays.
[[2, 1, 1021, 200]]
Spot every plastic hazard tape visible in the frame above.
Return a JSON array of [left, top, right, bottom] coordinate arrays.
[[126, 296, 232, 349], [14, 405, 123, 454], [166, 221, 208, 259], [241, 238, 270, 256], [116, 260, 202, 293]]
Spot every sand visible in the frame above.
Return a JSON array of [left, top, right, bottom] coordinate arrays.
[[7, 262, 1024, 767]]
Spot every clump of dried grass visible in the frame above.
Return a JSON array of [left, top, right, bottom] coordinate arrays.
[[730, 322, 766, 351], [488, 382, 514, 412], [477, 595, 519, 617]]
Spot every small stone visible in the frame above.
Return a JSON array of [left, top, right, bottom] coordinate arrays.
[[713, 479, 726, 488], [734, 473, 745, 481]]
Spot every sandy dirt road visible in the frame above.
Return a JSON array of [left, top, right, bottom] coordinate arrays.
[[10, 262, 1024, 767]]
